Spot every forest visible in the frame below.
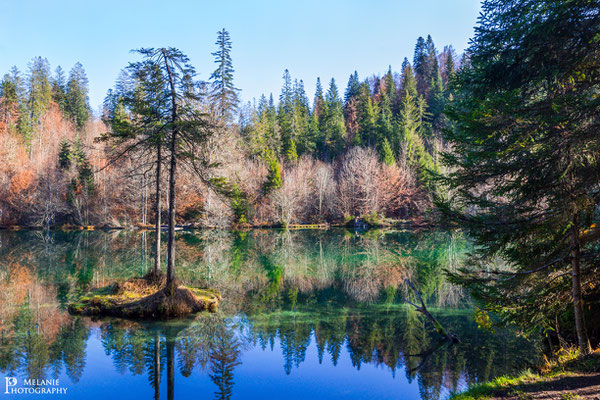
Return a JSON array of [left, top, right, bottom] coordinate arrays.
[[1, 0, 599, 389], [0, 31, 454, 228]]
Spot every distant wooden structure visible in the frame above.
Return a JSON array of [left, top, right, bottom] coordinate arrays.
[[287, 223, 330, 230]]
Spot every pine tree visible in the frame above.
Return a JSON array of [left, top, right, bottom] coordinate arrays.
[[376, 91, 393, 149], [320, 78, 346, 158], [263, 150, 283, 193], [413, 36, 430, 98], [440, 0, 600, 354], [278, 69, 294, 155], [381, 137, 395, 166], [51, 66, 67, 114], [66, 62, 90, 130], [0, 71, 20, 127], [344, 71, 360, 105], [398, 90, 435, 186], [286, 138, 298, 163], [427, 66, 445, 132], [292, 79, 311, 155], [210, 28, 240, 122], [382, 66, 397, 106], [58, 139, 71, 169], [312, 78, 325, 121], [357, 82, 376, 147], [310, 78, 326, 156], [27, 57, 52, 126], [400, 58, 418, 99]]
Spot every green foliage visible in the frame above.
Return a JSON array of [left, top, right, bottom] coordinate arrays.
[[439, 0, 600, 347], [344, 71, 360, 104], [58, 139, 71, 169], [51, 65, 67, 113], [286, 138, 298, 163], [71, 135, 95, 193], [26, 57, 52, 131], [230, 183, 248, 224], [398, 89, 436, 186], [65, 62, 90, 130], [263, 151, 282, 193], [381, 137, 395, 166], [210, 28, 240, 122]]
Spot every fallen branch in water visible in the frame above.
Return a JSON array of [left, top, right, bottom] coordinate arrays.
[[404, 279, 459, 343]]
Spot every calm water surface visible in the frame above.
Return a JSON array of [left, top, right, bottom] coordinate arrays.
[[0, 229, 540, 399]]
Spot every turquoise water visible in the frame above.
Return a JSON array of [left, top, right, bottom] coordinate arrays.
[[0, 229, 540, 399]]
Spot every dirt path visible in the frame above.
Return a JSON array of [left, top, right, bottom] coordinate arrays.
[[490, 373, 600, 400]]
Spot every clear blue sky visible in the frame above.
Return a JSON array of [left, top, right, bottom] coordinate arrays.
[[1, 0, 481, 112]]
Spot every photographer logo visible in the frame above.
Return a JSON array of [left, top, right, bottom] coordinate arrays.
[[4, 377, 68, 395]]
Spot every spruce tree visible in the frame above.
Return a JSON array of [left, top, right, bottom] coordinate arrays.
[[381, 137, 395, 166], [27, 57, 52, 126], [398, 90, 435, 186], [52, 66, 67, 114], [344, 71, 360, 105], [278, 70, 294, 155], [357, 82, 376, 147], [0, 72, 20, 127], [210, 28, 239, 122], [321, 78, 346, 158], [400, 59, 418, 99], [292, 79, 311, 155], [440, 0, 600, 353], [66, 62, 90, 130]]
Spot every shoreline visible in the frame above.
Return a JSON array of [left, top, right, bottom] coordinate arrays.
[[0, 219, 435, 232], [451, 350, 600, 400]]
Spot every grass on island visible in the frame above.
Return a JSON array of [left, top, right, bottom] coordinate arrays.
[[68, 273, 220, 319], [451, 347, 600, 400]]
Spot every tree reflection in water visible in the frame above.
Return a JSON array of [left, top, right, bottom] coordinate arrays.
[[0, 229, 541, 400]]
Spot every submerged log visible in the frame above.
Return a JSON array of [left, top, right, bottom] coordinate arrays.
[[404, 279, 459, 343]]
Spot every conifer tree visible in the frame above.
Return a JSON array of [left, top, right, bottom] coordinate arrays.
[[440, 0, 600, 354], [58, 139, 71, 169], [263, 150, 283, 193], [312, 78, 325, 121], [376, 92, 393, 149], [400, 59, 418, 99], [398, 90, 435, 186], [382, 66, 397, 107], [27, 57, 52, 127], [344, 71, 360, 105], [210, 29, 240, 122], [66, 62, 90, 130], [292, 79, 311, 155], [51, 66, 67, 114], [0, 71, 20, 127], [320, 78, 346, 158], [357, 82, 376, 147], [286, 138, 298, 163], [381, 137, 395, 166], [278, 70, 294, 155]]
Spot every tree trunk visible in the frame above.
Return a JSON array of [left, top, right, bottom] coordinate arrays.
[[166, 124, 177, 294], [153, 333, 161, 400], [154, 142, 162, 275], [570, 216, 591, 354], [163, 49, 178, 296], [166, 338, 174, 400]]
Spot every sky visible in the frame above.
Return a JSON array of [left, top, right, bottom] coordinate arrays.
[[1, 0, 482, 112]]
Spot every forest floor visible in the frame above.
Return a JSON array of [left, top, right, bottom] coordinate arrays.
[[452, 349, 600, 400]]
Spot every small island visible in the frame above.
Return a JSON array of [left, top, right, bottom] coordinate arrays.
[[69, 274, 220, 318]]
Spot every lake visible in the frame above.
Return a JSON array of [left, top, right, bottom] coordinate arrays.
[[0, 229, 540, 399]]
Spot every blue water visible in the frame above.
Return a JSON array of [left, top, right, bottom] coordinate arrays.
[[0, 230, 539, 399]]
